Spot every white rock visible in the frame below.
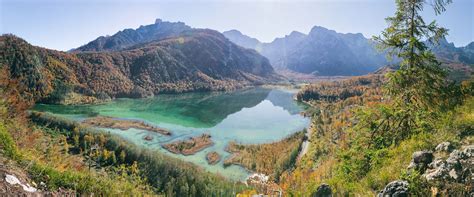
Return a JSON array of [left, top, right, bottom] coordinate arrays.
[[246, 173, 269, 185], [449, 169, 460, 180], [5, 174, 37, 193], [5, 174, 21, 185]]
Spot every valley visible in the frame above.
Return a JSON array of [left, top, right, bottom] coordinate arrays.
[[1, 1, 473, 195]]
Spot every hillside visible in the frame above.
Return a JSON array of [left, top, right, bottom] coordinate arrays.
[[280, 74, 473, 196], [1, 31, 260, 195], [1, 29, 279, 104]]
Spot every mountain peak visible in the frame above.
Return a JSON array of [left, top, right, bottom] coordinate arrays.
[[465, 42, 474, 50], [288, 31, 306, 38], [222, 30, 261, 49], [223, 29, 244, 36], [73, 19, 192, 52], [310, 26, 335, 34]]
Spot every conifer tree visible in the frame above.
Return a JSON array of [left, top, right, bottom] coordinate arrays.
[[375, 0, 453, 110], [365, 0, 461, 145]]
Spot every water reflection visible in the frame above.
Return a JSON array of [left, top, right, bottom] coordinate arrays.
[[33, 87, 310, 180]]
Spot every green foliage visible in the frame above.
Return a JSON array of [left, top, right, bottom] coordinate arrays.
[[400, 170, 430, 196], [371, 0, 461, 141], [356, 0, 463, 159], [41, 79, 74, 103], [335, 1, 466, 193], [0, 122, 18, 159]]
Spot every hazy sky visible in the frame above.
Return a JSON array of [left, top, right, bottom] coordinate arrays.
[[1, 0, 472, 51]]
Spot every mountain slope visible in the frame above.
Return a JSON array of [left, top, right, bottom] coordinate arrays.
[[260, 31, 307, 69], [222, 30, 262, 50], [285, 26, 386, 75]]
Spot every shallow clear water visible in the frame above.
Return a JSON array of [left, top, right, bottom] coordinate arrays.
[[33, 87, 310, 181]]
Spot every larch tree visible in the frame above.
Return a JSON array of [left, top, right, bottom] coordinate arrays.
[[362, 0, 462, 147], [375, 0, 455, 110]]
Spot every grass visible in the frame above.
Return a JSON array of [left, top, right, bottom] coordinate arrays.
[[0, 122, 18, 159]]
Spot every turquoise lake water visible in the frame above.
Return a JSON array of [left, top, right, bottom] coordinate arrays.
[[33, 87, 310, 181]]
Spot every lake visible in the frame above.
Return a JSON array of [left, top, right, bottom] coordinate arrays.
[[33, 87, 310, 181]]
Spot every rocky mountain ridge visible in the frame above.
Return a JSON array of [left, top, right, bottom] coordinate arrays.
[[224, 27, 473, 76]]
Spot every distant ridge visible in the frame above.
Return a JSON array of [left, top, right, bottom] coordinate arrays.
[[224, 27, 474, 76], [224, 26, 387, 76]]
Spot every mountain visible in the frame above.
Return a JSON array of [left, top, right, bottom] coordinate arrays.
[[284, 26, 387, 75], [224, 27, 473, 76], [223, 30, 307, 69], [260, 31, 307, 69], [430, 38, 474, 65], [222, 30, 261, 50], [73, 19, 192, 52], [224, 27, 387, 76], [1, 20, 279, 104]]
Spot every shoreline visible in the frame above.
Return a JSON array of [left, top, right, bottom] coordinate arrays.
[[34, 82, 315, 106], [82, 116, 172, 136]]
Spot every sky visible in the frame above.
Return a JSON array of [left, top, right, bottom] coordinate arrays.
[[1, 0, 472, 51]]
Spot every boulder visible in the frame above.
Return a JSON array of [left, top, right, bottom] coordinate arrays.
[[423, 146, 473, 183], [312, 183, 332, 197], [408, 151, 433, 172], [377, 180, 409, 197], [424, 161, 450, 181], [446, 150, 465, 170], [435, 142, 453, 152], [462, 145, 474, 157]]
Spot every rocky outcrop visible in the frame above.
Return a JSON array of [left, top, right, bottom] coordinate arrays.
[[377, 180, 409, 197], [423, 145, 473, 183], [380, 143, 473, 196], [312, 183, 332, 197], [405, 142, 474, 196], [435, 142, 453, 152]]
